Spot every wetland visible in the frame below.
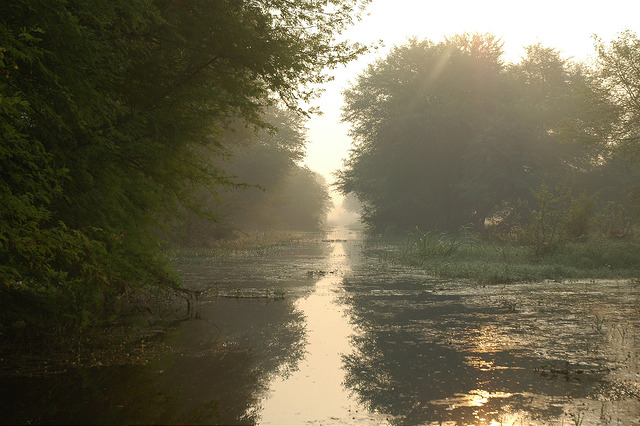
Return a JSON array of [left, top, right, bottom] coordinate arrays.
[[1, 228, 638, 425]]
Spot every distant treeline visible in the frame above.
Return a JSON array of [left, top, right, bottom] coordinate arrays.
[[170, 107, 332, 247], [336, 33, 640, 245]]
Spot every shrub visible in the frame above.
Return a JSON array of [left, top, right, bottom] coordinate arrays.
[[487, 184, 599, 254]]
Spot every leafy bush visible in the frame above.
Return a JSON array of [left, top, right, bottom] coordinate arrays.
[[487, 184, 602, 254], [595, 201, 634, 239]]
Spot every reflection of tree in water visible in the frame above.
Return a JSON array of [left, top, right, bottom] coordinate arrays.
[[1, 298, 305, 424], [340, 275, 622, 425], [150, 298, 307, 424]]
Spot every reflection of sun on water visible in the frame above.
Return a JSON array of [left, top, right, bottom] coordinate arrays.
[[431, 389, 513, 409], [431, 389, 519, 426], [464, 355, 516, 372], [257, 236, 387, 425]]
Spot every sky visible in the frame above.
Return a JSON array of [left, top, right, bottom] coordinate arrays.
[[302, 0, 640, 220]]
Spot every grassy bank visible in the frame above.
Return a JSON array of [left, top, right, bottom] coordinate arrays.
[[385, 230, 640, 284]]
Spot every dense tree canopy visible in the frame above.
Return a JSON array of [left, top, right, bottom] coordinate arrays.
[[0, 0, 369, 334], [336, 33, 631, 233]]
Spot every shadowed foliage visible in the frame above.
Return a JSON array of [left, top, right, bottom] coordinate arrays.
[[0, 0, 369, 338], [336, 33, 638, 235]]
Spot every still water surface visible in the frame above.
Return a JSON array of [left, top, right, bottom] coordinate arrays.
[[1, 228, 638, 425]]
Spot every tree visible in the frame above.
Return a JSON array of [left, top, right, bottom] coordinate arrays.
[[171, 107, 333, 245], [591, 31, 640, 219], [0, 0, 369, 335], [338, 35, 507, 231], [595, 30, 640, 162], [274, 166, 333, 231], [336, 35, 606, 233]]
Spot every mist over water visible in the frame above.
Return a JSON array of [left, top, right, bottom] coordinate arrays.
[[3, 2, 639, 425]]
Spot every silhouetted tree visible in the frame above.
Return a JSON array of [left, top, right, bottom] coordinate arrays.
[[337, 34, 611, 233]]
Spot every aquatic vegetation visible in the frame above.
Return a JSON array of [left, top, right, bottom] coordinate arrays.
[[170, 231, 325, 262], [392, 229, 640, 284], [401, 226, 475, 258]]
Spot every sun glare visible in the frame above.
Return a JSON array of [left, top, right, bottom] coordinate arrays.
[[343, 0, 639, 63]]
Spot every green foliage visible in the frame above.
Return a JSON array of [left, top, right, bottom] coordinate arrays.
[[489, 183, 606, 254], [174, 163, 333, 245], [169, 107, 333, 246], [515, 184, 573, 254], [564, 193, 598, 240], [556, 239, 640, 270], [392, 231, 640, 285], [337, 34, 607, 233], [595, 201, 635, 239], [337, 31, 640, 284], [0, 0, 368, 338], [402, 226, 474, 258], [272, 166, 333, 231], [594, 30, 640, 163]]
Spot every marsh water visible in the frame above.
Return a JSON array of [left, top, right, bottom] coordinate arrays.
[[2, 228, 639, 425]]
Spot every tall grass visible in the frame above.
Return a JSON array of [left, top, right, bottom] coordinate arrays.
[[401, 226, 475, 258], [394, 228, 640, 284]]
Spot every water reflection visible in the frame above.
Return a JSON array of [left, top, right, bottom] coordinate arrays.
[[340, 247, 640, 426], [258, 239, 387, 425], [1, 297, 307, 424], [1, 230, 638, 425], [1, 238, 324, 424]]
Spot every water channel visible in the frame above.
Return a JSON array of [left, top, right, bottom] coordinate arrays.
[[1, 228, 639, 425]]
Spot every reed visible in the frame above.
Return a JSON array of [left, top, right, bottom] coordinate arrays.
[[394, 228, 640, 284]]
